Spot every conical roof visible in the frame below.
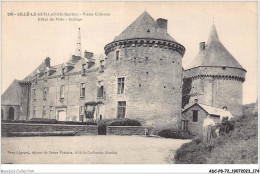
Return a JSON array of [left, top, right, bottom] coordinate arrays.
[[114, 11, 176, 42], [186, 24, 245, 70]]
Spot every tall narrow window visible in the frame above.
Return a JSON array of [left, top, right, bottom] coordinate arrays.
[[192, 110, 198, 122], [82, 64, 86, 75], [79, 106, 85, 122], [60, 85, 65, 98], [42, 106, 46, 118], [97, 81, 104, 98], [80, 83, 85, 98], [33, 106, 36, 118], [97, 86, 104, 98], [44, 71, 48, 81], [49, 106, 53, 119], [117, 101, 126, 118], [117, 77, 125, 94], [43, 87, 48, 100], [32, 89, 36, 100], [61, 68, 65, 78], [116, 51, 119, 61]]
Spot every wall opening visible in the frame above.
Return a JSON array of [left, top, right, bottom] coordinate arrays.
[[1, 108, 4, 120], [8, 107, 14, 120]]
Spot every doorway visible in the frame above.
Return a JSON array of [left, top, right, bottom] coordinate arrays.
[[8, 107, 14, 120], [58, 111, 66, 121]]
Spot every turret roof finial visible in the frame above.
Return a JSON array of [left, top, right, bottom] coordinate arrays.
[[75, 28, 82, 57]]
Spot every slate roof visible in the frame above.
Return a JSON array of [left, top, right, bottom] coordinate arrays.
[[22, 54, 104, 80], [186, 24, 245, 70], [23, 61, 46, 81], [1, 79, 21, 105], [114, 11, 177, 42]]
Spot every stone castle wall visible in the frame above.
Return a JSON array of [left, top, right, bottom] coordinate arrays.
[[184, 67, 245, 117], [104, 41, 184, 129]]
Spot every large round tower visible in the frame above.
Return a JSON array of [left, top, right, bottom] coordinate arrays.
[[183, 24, 246, 117], [104, 11, 185, 129]]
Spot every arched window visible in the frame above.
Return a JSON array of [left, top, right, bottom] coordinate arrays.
[[8, 107, 14, 120]]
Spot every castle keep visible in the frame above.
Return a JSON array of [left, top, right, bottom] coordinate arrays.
[[104, 12, 185, 128], [1, 12, 246, 132]]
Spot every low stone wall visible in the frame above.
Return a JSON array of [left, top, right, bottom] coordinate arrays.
[[106, 126, 148, 135], [1, 123, 98, 137]]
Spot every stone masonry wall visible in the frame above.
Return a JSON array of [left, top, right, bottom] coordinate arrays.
[[104, 44, 183, 130], [1, 123, 98, 136], [184, 67, 245, 117], [106, 126, 147, 135], [30, 69, 98, 121]]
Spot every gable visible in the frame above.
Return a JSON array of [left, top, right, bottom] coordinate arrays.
[[1, 80, 21, 105]]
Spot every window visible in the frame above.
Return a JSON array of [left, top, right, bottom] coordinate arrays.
[[49, 106, 53, 119], [42, 106, 46, 118], [60, 85, 65, 98], [97, 81, 104, 98], [117, 101, 126, 118], [82, 64, 86, 75], [32, 89, 36, 100], [192, 110, 198, 122], [97, 86, 104, 98], [61, 68, 65, 78], [33, 106, 36, 118], [44, 71, 48, 81], [79, 106, 85, 122], [117, 77, 125, 94], [80, 83, 85, 98], [43, 87, 48, 100], [35, 74, 38, 84], [116, 51, 119, 61]]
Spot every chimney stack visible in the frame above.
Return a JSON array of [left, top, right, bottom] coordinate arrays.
[[45, 57, 51, 67], [200, 42, 205, 51], [156, 18, 167, 33]]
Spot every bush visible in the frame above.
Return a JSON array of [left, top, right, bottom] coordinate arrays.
[[1, 119, 97, 125], [97, 118, 142, 135], [157, 129, 194, 139]]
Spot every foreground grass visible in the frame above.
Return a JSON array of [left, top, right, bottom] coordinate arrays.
[[174, 114, 258, 164]]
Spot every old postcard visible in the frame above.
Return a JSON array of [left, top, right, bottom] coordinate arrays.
[[1, 1, 258, 173]]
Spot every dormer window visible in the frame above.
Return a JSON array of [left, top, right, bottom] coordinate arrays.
[[82, 63, 86, 75], [44, 71, 48, 81], [99, 60, 104, 73], [61, 67, 65, 79]]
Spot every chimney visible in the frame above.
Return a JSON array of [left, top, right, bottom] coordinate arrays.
[[45, 57, 51, 67], [223, 106, 228, 111], [156, 18, 167, 33], [194, 99, 198, 104], [84, 50, 94, 59], [199, 42, 205, 51]]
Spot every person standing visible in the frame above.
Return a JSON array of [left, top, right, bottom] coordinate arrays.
[[203, 114, 216, 142]]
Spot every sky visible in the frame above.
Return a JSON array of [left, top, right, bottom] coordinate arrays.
[[1, 1, 258, 104]]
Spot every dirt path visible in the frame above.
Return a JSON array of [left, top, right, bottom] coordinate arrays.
[[2, 135, 190, 164]]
